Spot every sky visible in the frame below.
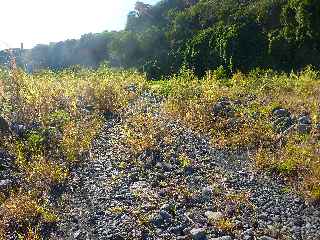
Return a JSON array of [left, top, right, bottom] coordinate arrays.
[[0, 0, 159, 50]]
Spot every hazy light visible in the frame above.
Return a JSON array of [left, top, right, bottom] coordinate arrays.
[[0, 0, 158, 50]]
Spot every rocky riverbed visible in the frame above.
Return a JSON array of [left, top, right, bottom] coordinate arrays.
[[51, 94, 320, 240]]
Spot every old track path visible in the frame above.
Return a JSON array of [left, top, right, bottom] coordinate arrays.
[[52, 94, 320, 240]]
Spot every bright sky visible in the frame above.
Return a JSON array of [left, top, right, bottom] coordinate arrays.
[[0, 0, 158, 50]]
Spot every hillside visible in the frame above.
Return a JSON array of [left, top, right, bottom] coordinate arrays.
[[0, 66, 319, 239], [2, 0, 320, 79]]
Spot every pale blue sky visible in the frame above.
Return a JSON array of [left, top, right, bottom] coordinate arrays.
[[0, 0, 158, 50]]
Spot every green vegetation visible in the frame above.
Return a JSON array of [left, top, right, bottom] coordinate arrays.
[[152, 66, 320, 201], [1, 64, 318, 237], [1, 0, 320, 238], [2, 0, 320, 79], [0, 66, 146, 238]]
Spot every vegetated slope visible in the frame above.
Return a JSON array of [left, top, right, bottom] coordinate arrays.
[[3, 0, 320, 79], [0, 66, 320, 239]]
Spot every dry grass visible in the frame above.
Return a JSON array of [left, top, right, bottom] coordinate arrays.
[[155, 66, 320, 199], [0, 191, 57, 239], [122, 112, 171, 155], [0, 65, 146, 237]]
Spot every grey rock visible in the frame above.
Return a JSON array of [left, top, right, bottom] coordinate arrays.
[[126, 83, 137, 93], [140, 149, 162, 167], [169, 224, 185, 235], [212, 101, 234, 118], [156, 162, 174, 172], [159, 210, 172, 222], [84, 105, 95, 112], [73, 229, 81, 238], [10, 123, 27, 137], [298, 115, 312, 125], [0, 116, 10, 134], [150, 214, 164, 228], [272, 116, 293, 133], [211, 236, 232, 240], [242, 228, 253, 236], [205, 211, 223, 222], [160, 203, 176, 214], [271, 108, 295, 133], [0, 179, 11, 188], [258, 236, 276, 240], [190, 228, 207, 240], [221, 237, 233, 240], [243, 236, 252, 240], [272, 108, 291, 119], [201, 186, 213, 200], [297, 124, 312, 134]]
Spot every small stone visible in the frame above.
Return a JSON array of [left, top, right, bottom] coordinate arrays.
[[211, 236, 232, 240], [0, 116, 10, 134], [201, 186, 213, 200], [272, 108, 291, 119], [205, 211, 223, 222], [0, 179, 11, 189], [159, 210, 172, 222], [190, 228, 207, 240], [298, 115, 311, 125], [297, 124, 312, 134], [258, 236, 276, 240], [73, 229, 81, 238]]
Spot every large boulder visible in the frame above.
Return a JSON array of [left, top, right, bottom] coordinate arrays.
[[272, 108, 291, 119], [297, 115, 312, 134], [271, 108, 294, 133]]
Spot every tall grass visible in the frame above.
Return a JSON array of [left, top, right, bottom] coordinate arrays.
[[153, 66, 320, 200], [0, 66, 146, 238]]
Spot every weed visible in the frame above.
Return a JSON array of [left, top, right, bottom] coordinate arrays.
[[0, 66, 146, 237], [161, 66, 320, 199], [123, 112, 170, 155], [216, 218, 235, 232]]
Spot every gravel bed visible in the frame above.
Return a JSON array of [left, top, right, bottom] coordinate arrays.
[[51, 93, 320, 240]]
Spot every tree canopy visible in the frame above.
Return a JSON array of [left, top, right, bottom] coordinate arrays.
[[2, 0, 320, 78]]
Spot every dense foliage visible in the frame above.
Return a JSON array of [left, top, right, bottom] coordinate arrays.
[[1, 0, 320, 78]]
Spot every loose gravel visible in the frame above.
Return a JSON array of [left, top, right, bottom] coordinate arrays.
[[51, 93, 320, 240]]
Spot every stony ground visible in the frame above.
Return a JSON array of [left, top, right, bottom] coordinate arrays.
[[51, 94, 320, 240]]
